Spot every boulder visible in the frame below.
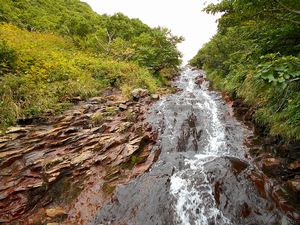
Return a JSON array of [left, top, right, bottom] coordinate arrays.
[[195, 76, 205, 86], [89, 97, 106, 104], [261, 158, 283, 176], [45, 207, 67, 218], [131, 88, 149, 99], [287, 178, 300, 193], [288, 161, 300, 170], [71, 96, 82, 103], [262, 158, 282, 168], [119, 103, 128, 110], [151, 94, 160, 100]]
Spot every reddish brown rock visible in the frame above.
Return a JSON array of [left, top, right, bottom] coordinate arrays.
[[46, 207, 67, 218], [262, 158, 282, 167], [131, 88, 149, 99], [0, 94, 159, 224], [288, 161, 300, 170], [288, 178, 300, 193], [119, 103, 128, 110], [248, 172, 267, 198]]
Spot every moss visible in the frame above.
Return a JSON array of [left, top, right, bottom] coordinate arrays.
[[47, 175, 85, 205], [104, 167, 121, 181], [102, 183, 116, 195], [121, 137, 150, 169]]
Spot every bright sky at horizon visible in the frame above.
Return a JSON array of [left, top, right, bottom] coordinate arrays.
[[82, 0, 220, 64]]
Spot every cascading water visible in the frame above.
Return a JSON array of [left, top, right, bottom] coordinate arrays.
[[90, 68, 292, 225], [169, 69, 232, 225]]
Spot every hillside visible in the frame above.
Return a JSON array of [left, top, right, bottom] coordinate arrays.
[[190, 0, 300, 142], [0, 0, 183, 130]]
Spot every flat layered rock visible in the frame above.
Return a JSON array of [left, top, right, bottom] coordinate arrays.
[[0, 94, 158, 224]]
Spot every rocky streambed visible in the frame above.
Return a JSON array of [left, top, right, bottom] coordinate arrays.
[[90, 68, 299, 225]]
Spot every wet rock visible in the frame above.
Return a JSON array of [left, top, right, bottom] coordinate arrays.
[[261, 157, 283, 176], [288, 178, 300, 193], [46, 207, 67, 218], [262, 157, 282, 167], [6, 127, 28, 134], [119, 103, 128, 110], [71, 96, 82, 103], [151, 94, 160, 100], [229, 157, 249, 175], [285, 141, 300, 160], [71, 151, 93, 166], [93, 156, 290, 225], [0, 93, 158, 224], [288, 161, 300, 170], [89, 97, 106, 104], [194, 76, 204, 86], [131, 88, 149, 99]]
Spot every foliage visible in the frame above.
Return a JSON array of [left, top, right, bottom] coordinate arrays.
[[0, 24, 160, 130], [256, 54, 300, 85], [0, 0, 182, 130], [0, 0, 99, 35], [0, 0, 182, 72], [191, 0, 300, 141], [0, 40, 17, 75], [131, 27, 183, 73]]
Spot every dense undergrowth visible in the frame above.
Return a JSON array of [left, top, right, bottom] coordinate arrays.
[[0, 0, 182, 130], [190, 0, 300, 141]]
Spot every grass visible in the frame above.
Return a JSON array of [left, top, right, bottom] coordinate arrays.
[[205, 65, 300, 141], [0, 23, 160, 130]]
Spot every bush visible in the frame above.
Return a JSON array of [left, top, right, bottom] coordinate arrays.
[[0, 24, 160, 130], [0, 40, 17, 75]]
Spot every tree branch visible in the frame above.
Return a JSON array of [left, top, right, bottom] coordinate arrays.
[[289, 77, 300, 83], [95, 34, 110, 54], [276, 16, 300, 25]]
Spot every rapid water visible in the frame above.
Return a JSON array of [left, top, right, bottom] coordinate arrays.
[[155, 69, 243, 225], [90, 68, 291, 225]]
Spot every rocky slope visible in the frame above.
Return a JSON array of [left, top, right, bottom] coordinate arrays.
[[221, 92, 300, 220], [0, 90, 160, 224]]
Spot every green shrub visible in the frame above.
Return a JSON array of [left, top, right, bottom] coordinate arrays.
[[0, 24, 160, 130]]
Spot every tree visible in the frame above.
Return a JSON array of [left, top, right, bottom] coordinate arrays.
[[132, 27, 183, 73], [191, 0, 300, 140]]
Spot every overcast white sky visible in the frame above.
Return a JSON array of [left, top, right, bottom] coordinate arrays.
[[82, 0, 220, 64]]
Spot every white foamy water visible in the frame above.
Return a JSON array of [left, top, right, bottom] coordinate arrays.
[[169, 68, 233, 225]]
